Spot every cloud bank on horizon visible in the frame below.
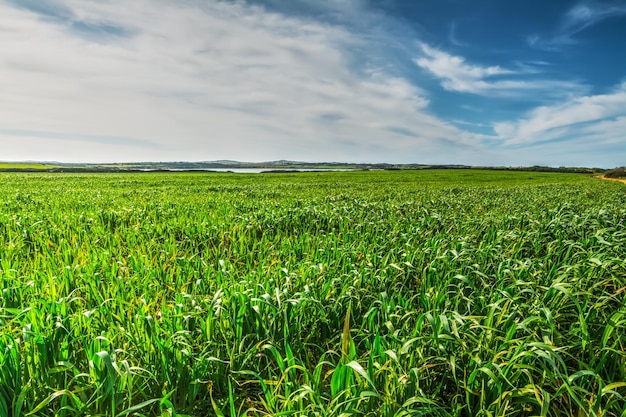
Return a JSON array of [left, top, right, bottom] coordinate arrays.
[[0, 0, 624, 167]]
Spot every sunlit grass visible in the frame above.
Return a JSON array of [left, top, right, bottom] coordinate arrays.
[[0, 170, 624, 416], [0, 163, 63, 170]]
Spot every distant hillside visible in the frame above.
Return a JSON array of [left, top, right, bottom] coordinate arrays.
[[0, 160, 607, 173], [604, 167, 626, 179]]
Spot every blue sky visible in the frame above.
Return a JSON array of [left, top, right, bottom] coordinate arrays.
[[0, 0, 625, 167]]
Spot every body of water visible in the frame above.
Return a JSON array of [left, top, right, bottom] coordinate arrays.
[[164, 168, 356, 173]]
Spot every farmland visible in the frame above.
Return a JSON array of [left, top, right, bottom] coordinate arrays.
[[0, 170, 625, 416]]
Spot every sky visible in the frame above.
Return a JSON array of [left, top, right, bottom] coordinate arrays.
[[0, 0, 625, 167]]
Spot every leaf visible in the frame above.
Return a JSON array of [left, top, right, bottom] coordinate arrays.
[[27, 390, 77, 415], [119, 399, 161, 416], [589, 258, 603, 266], [342, 303, 351, 359], [346, 361, 376, 391], [602, 382, 626, 395]]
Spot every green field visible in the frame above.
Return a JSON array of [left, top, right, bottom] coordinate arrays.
[[0, 171, 625, 416], [0, 163, 64, 170]]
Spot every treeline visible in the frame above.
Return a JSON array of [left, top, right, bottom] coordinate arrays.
[[484, 165, 603, 174], [604, 167, 626, 178], [0, 161, 616, 174]]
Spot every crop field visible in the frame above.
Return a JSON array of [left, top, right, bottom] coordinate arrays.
[[0, 163, 63, 171], [0, 170, 625, 416]]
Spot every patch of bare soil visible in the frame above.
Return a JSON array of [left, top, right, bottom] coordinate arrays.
[[597, 175, 626, 185]]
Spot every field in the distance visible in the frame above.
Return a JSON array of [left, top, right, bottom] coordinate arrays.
[[0, 163, 64, 170], [0, 170, 625, 416]]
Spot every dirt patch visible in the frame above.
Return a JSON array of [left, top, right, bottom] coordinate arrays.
[[596, 175, 626, 185]]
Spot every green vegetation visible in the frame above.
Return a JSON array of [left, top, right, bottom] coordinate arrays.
[[0, 163, 63, 170], [0, 170, 625, 416]]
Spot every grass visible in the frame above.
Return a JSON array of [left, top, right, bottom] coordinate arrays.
[[0, 170, 625, 416], [0, 163, 63, 170]]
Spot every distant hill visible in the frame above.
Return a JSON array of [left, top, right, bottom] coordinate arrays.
[[604, 167, 626, 179], [0, 160, 606, 174]]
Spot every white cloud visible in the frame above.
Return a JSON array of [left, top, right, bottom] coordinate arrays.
[[0, 0, 476, 163], [414, 43, 584, 97], [0, 0, 621, 168], [528, 1, 626, 50], [493, 82, 626, 147], [447, 21, 469, 47], [563, 2, 626, 34], [414, 43, 511, 93]]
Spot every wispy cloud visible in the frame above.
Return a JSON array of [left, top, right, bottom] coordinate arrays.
[[7, 0, 133, 40], [415, 43, 512, 93], [0, 0, 622, 167], [528, 1, 626, 50], [448, 21, 469, 47], [493, 82, 626, 147], [414, 43, 584, 98], [0, 128, 162, 148], [0, 0, 476, 163]]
